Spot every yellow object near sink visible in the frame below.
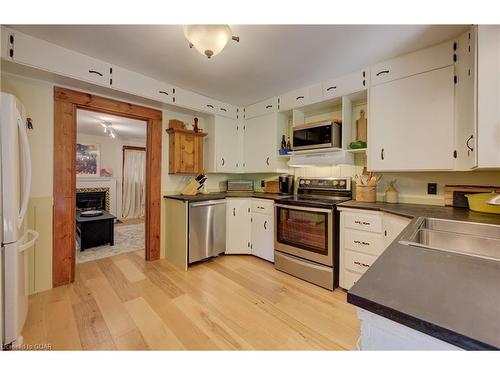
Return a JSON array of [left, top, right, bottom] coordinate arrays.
[[465, 192, 500, 214]]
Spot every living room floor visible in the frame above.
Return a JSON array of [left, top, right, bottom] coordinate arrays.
[[76, 219, 145, 264], [22, 253, 360, 350]]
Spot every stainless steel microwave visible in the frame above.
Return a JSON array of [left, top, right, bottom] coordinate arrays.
[[292, 120, 341, 151]]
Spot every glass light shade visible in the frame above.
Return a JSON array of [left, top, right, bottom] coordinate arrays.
[[184, 25, 232, 58]]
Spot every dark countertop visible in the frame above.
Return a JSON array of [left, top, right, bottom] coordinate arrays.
[[342, 200, 500, 350], [164, 192, 292, 202]]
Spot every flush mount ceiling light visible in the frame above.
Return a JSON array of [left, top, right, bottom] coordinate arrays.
[[183, 25, 240, 59]]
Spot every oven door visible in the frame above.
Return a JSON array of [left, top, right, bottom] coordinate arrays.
[[292, 122, 333, 151], [274, 204, 333, 266]]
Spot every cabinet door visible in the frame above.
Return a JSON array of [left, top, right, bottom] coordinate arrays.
[[226, 199, 252, 254], [243, 116, 263, 172], [368, 66, 455, 171], [251, 213, 274, 262], [370, 41, 453, 86], [111, 66, 173, 103], [8, 29, 110, 87], [279, 83, 323, 111], [477, 25, 500, 168], [383, 213, 411, 247], [215, 116, 239, 173], [245, 97, 278, 119], [236, 116, 245, 172], [323, 68, 368, 99]]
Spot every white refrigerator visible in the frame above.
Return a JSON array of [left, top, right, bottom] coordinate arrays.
[[1, 92, 39, 349]]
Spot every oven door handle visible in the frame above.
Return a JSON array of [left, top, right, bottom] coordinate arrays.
[[274, 203, 333, 214]]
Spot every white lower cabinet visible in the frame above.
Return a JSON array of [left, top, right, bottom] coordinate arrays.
[[226, 198, 275, 262], [339, 208, 411, 290], [225, 199, 252, 254], [358, 309, 462, 350], [250, 199, 274, 262]]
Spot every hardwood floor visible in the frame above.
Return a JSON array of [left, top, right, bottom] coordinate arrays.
[[22, 252, 360, 350]]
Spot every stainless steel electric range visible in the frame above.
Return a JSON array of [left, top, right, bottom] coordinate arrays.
[[274, 177, 352, 290]]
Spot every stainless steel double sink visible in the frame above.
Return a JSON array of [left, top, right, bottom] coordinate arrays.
[[399, 217, 500, 261]]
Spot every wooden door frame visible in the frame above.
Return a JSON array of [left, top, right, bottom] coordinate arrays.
[[53, 87, 162, 287]]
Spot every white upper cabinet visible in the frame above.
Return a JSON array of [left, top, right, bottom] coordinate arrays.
[[243, 112, 289, 173], [370, 41, 453, 86], [454, 28, 477, 170], [323, 68, 369, 99], [111, 66, 174, 103], [173, 87, 237, 119], [368, 65, 455, 171], [245, 97, 278, 119], [477, 25, 500, 168], [4, 28, 110, 87], [279, 83, 323, 111], [205, 116, 239, 173]]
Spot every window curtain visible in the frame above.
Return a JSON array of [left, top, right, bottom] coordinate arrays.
[[122, 149, 146, 219]]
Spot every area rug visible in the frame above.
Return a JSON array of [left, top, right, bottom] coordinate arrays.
[[76, 223, 145, 264]]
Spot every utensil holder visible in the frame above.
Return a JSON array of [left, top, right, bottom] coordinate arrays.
[[356, 185, 377, 203]]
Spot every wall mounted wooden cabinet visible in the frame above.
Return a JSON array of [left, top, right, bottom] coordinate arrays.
[[166, 128, 207, 174]]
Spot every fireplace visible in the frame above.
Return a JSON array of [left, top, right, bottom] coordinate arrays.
[[76, 188, 110, 212]]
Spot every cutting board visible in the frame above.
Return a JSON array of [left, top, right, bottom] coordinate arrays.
[[444, 185, 500, 207], [356, 110, 367, 142]]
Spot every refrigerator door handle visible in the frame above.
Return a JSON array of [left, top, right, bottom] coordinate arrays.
[[17, 116, 32, 229], [18, 229, 39, 252]]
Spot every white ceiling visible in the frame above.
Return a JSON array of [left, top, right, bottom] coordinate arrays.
[[77, 109, 146, 140], [12, 25, 468, 105]]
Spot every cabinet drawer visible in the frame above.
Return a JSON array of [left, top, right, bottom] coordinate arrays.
[[341, 269, 363, 290], [370, 40, 453, 86], [344, 229, 385, 256], [251, 199, 274, 215], [344, 250, 376, 275], [343, 212, 383, 233]]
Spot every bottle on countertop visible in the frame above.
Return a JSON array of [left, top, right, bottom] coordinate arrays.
[[281, 135, 286, 150], [286, 136, 292, 150]]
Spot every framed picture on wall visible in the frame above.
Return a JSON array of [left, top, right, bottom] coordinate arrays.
[[76, 143, 100, 177]]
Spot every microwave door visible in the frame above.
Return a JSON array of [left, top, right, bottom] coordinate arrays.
[[293, 125, 333, 150]]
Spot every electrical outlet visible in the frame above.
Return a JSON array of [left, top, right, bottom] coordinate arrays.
[[261, 180, 265, 188], [427, 183, 438, 195]]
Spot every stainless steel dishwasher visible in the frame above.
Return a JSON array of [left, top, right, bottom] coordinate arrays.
[[188, 199, 226, 264]]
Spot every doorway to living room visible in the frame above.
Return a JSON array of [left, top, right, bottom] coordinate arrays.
[[53, 87, 162, 287], [75, 109, 147, 264]]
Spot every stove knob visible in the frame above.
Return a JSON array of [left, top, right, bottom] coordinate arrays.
[[333, 180, 339, 186], [339, 180, 346, 186], [299, 180, 305, 185], [305, 180, 311, 185]]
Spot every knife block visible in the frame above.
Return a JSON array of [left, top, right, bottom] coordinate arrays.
[[181, 179, 201, 196]]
